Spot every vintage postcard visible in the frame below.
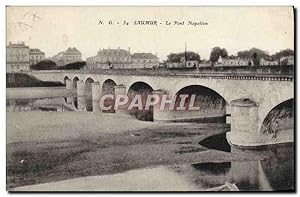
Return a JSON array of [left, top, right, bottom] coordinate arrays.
[[6, 6, 295, 192]]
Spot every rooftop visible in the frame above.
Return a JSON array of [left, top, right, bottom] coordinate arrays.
[[7, 42, 29, 48], [132, 53, 158, 59], [29, 48, 44, 54], [64, 47, 81, 55], [98, 48, 131, 56]]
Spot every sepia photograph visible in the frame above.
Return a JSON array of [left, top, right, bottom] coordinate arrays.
[[6, 6, 295, 192]]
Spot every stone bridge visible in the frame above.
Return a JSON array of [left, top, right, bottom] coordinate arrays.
[[28, 69, 294, 148]]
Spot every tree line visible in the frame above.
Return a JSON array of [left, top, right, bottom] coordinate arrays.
[[166, 51, 201, 62], [208, 47, 294, 64], [31, 47, 294, 70], [30, 60, 86, 70], [165, 47, 294, 64]]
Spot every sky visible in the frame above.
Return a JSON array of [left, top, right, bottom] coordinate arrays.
[[6, 6, 294, 61]]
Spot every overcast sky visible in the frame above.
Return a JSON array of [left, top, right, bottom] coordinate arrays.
[[7, 6, 294, 60]]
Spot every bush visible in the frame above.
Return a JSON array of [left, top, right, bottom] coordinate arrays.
[[57, 61, 86, 70], [30, 60, 57, 70]]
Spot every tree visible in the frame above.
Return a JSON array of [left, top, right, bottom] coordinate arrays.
[[273, 49, 294, 59], [30, 60, 57, 70], [57, 61, 86, 70], [209, 47, 228, 63], [280, 58, 289, 65], [252, 52, 260, 66], [167, 51, 200, 62], [185, 51, 201, 61], [237, 48, 269, 59], [167, 53, 181, 62]]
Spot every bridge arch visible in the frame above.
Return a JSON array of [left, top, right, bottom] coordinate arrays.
[[127, 81, 154, 121], [127, 81, 153, 95], [169, 80, 229, 102], [83, 76, 97, 84], [259, 98, 294, 144], [63, 76, 69, 85], [84, 77, 95, 111], [101, 79, 117, 113], [102, 79, 117, 95], [126, 79, 157, 93], [73, 76, 80, 89], [174, 85, 227, 103], [72, 76, 80, 110], [170, 85, 227, 122], [84, 77, 95, 90]]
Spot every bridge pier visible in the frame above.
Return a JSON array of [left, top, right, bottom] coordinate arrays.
[[65, 79, 74, 104], [76, 80, 86, 111], [77, 80, 85, 96], [66, 79, 74, 90], [114, 84, 127, 114], [152, 89, 172, 122], [92, 82, 101, 112], [66, 96, 74, 104], [226, 98, 259, 147]]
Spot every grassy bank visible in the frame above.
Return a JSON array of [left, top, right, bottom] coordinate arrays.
[[6, 87, 75, 100], [7, 73, 64, 88]]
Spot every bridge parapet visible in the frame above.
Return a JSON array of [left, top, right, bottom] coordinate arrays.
[[28, 64, 294, 81], [77, 64, 293, 76]]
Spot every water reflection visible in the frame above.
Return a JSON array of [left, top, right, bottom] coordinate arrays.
[[192, 162, 231, 175], [7, 95, 101, 113], [86, 98, 93, 112], [76, 96, 86, 111], [6, 98, 68, 112], [184, 143, 294, 191], [8, 96, 102, 113], [13, 143, 294, 192]]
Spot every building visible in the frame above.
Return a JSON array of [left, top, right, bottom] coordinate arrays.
[[165, 51, 201, 69], [29, 48, 45, 66], [216, 56, 253, 66], [51, 47, 82, 66], [198, 59, 211, 67], [131, 53, 159, 68], [166, 62, 182, 68], [86, 48, 160, 70], [51, 51, 64, 61], [6, 42, 30, 72], [86, 48, 132, 70], [86, 56, 97, 69], [50, 51, 64, 66], [186, 60, 199, 68], [280, 56, 294, 65], [62, 47, 82, 65], [260, 58, 278, 66], [166, 56, 200, 68]]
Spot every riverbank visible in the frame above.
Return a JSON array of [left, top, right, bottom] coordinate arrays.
[[7, 112, 260, 190], [6, 73, 64, 88], [7, 87, 75, 100], [11, 166, 201, 191]]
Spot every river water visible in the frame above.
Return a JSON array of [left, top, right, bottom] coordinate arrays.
[[186, 143, 294, 191]]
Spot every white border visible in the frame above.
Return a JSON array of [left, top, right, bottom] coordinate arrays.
[[1, 0, 298, 196]]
